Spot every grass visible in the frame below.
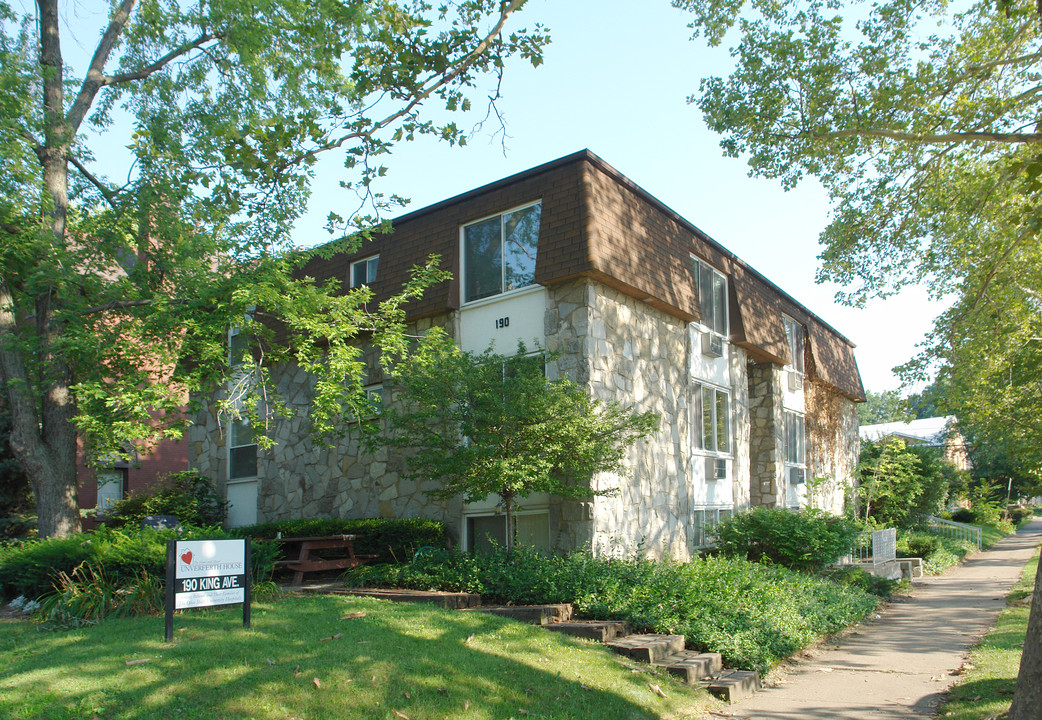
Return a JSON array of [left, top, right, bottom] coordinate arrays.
[[938, 548, 1039, 720], [0, 594, 717, 720]]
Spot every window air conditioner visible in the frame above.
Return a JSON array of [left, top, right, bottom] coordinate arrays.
[[787, 371, 804, 392], [789, 467, 806, 485], [701, 331, 724, 358], [705, 457, 727, 480]]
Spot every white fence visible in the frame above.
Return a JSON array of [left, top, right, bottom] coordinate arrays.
[[850, 528, 897, 567], [923, 515, 982, 550]]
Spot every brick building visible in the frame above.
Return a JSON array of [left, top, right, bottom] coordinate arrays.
[[189, 150, 865, 558]]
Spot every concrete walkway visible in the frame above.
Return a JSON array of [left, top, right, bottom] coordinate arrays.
[[718, 517, 1042, 719]]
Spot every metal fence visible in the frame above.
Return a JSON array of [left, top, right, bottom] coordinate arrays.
[[850, 528, 897, 566], [923, 515, 983, 550]]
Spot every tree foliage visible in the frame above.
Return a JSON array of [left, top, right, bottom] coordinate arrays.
[[674, 0, 1042, 479], [856, 437, 964, 526], [0, 0, 547, 537], [379, 333, 659, 550], [857, 389, 910, 425]]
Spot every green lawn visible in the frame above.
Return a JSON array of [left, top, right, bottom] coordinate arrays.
[[0, 594, 717, 720], [939, 549, 1039, 720]]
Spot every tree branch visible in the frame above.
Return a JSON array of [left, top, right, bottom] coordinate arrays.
[[805, 128, 1042, 144], [65, 0, 137, 136], [68, 155, 118, 208], [102, 32, 223, 87], [79, 298, 190, 316], [280, 0, 527, 169]]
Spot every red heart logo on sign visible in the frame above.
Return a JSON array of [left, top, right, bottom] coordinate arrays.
[[181, 551, 193, 564]]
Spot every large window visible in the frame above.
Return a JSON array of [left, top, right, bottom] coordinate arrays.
[[463, 202, 541, 303], [350, 255, 379, 288], [466, 511, 550, 554], [694, 383, 730, 454], [692, 256, 728, 336], [783, 315, 805, 374], [229, 418, 258, 480]]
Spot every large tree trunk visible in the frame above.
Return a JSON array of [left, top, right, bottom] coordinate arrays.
[[1008, 554, 1042, 720]]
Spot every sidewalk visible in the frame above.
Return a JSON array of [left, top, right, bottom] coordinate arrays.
[[718, 517, 1042, 719]]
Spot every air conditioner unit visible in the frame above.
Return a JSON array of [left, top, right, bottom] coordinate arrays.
[[787, 371, 804, 392], [701, 331, 724, 358], [789, 467, 806, 485], [705, 457, 727, 480]]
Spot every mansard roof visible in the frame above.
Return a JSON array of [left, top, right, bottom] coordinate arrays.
[[298, 149, 866, 401]]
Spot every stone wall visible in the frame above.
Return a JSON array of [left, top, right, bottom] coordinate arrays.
[[569, 281, 693, 559], [748, 361, 785, 507]]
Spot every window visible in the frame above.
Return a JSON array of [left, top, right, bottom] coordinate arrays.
[[466, 511, 550, 554], [692, 507, 733, 549], [229, 417, 258, 480], [783, 315, 805, 374], [96, 468, 127, 514], [463, 202, 541, 303], [229, 306, 255, 368], [350, 255, 379, 288], [692, 256, 728, 336], [364, 383, 386, 416], [694, 383, 730, 454], [784, 411, 806, 466]]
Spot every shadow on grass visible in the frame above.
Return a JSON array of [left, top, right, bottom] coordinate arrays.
[[0, 594, 708, 720]]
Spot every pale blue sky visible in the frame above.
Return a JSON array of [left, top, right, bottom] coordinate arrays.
[[55, 0, 944, 392]]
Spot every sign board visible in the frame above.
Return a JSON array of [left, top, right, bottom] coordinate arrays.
[[165, 538, 251, 641]]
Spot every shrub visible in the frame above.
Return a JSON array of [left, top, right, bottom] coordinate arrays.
[[235, 517, 449, 564], [1008, 506, 1034, 523], [0, 525, 278, 601], [897, 531, 942, 558], [350, 545, 879, 672], [103, 471, 227, 528], [950, 508, 975, 523], [896, 529, 978, 574], [712, 508, 861, 572]]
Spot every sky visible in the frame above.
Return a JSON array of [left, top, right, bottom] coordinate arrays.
[[55, 0, 946, 393], [289, 0, 946, 393]]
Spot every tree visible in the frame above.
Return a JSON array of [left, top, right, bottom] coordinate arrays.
[[856, 437, 952, 527], [0, 0, 547, 538], [857, 389, 910, 426], [380, 333, 659, 551], [672, 0, 1041, 711]]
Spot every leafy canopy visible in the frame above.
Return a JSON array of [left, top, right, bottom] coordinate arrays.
[[0, 0, 548, 537], [674, 0, 1042, 479]]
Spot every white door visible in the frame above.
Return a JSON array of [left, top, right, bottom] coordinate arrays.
[[226, 480, 258, 527], [96, 470, 125, 514]]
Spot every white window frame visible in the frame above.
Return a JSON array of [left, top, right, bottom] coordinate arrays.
[[784, 410, 806, 467], [363, 382, 386, 417], [782, 314, 805, 376], [228, 305, 256, 368], [692, 507, 733, 549], [350, 255, 379, 288], [229, 417, 258, 480], [692, 256, 729, 337], [461, 201, 542, 305], [693, 382, 731, 456]]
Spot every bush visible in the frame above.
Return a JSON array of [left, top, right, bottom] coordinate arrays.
[[351, 545, 879, 672], [235, 517, 449, 564], [950, 508, 975, 523], [896, 529, 978, 574], [1008, 506, 1034, 524], [0, 524, 279, 601], [897, 531, 942, 558], [103, 471, 227, 528], [712, 508, 861, 572]]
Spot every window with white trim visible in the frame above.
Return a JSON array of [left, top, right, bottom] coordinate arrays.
[[364, 383, 386, 416], [229, 417, 258, 480], [783, 315, 805, 375], [692, 256, 728, 336], [693, 383, 730, 454], [692, 507, 733, 549], [784, 411, 806, 466], [228, 306, 256, 368], [350, 255, 379, 288], [462, 202, 541, 303]]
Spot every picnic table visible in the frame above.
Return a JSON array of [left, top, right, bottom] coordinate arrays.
[[273, 534, 377, 586]]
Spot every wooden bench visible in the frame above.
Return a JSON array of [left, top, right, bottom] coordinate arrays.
[[272, 534, 378, 586]]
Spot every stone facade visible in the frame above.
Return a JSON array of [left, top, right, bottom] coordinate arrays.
[[747, 361, 786, 508]]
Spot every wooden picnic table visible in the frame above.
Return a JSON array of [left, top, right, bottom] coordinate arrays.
[[273, 534, 377, 586]]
